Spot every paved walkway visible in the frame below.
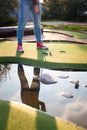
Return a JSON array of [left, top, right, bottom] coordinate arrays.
[[0, 21, 87, 44], [4, 28, 87, 44]]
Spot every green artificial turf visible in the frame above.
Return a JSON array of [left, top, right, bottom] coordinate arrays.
[[0, 100, 85, 130], [57, 30, 87, 39], [0, 40, 87, 70], [42, 24, 87, 33]]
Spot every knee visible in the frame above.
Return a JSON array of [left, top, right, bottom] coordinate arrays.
[[18, 22, 26, 30]]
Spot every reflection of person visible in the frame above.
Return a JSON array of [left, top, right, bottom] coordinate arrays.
[[17, 0, 48, 52], [18, 64, 46, 111]]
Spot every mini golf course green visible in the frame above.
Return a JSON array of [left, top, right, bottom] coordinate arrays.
[[0, 99, 85, 130], [0, 32, 87, 130], [0, 40, 87, 70]]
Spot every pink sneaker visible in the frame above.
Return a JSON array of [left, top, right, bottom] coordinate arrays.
[[37, 42, 48, 49], [17, 44, 24, 52]]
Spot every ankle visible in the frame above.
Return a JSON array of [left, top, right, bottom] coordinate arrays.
[[18, 43, 22, 46], [37, 42, 42, 45]]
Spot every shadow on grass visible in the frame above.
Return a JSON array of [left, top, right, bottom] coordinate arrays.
[[0, 100, 10, 130], [16, 51, 24, 57], [36, 111, 58, 130]]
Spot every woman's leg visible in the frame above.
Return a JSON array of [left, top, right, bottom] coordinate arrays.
[[31, 3, 48, 49], [31, 3, 41, 42], [17, 0, 30, 52]]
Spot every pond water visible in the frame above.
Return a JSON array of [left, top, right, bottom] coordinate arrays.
[[0, 64, 87, 129]]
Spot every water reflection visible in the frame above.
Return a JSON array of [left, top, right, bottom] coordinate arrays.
[[18, 64, 46, 111], [70, 80, 79, 89], [75, 82, 79, 89], [61, 99, 87, 129], [0, 64, 11, 82], [0, 64, 87, 129]]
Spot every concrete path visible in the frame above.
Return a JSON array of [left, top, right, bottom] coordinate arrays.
[[4, 28, 87, 44], [0, 21, 87, 44]]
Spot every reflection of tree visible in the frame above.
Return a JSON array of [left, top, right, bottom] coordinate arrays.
[[0, 64, 11, 82], [18, 64, 46, 112]]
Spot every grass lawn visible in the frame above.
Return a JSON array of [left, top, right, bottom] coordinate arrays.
[[0, 100, 85, 130]]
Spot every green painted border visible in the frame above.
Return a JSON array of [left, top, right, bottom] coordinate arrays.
[[0, 56, 87, 70]]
